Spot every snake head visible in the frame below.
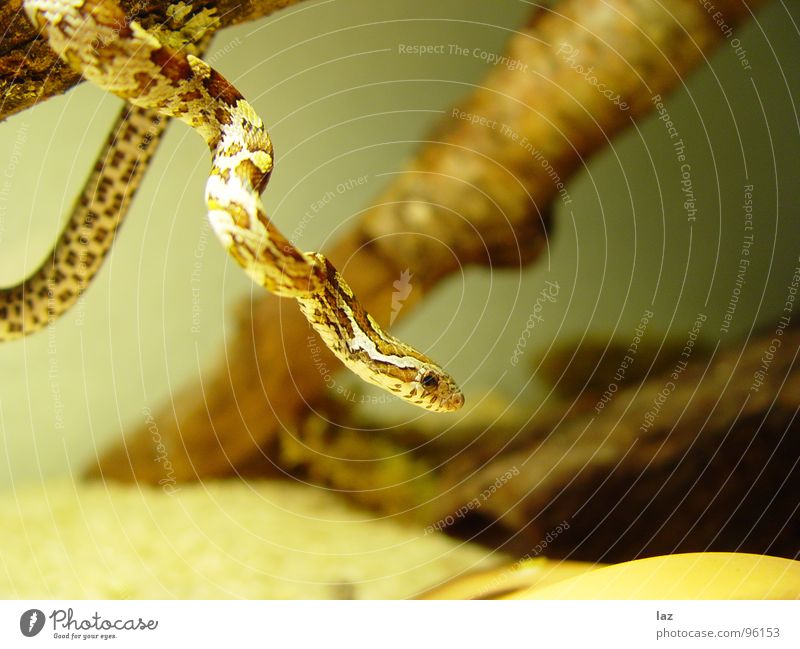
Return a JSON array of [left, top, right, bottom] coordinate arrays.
[[408, 365, 464, 413], [301, 259, 463, 413]]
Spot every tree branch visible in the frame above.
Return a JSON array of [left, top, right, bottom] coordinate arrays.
[[260, 324, 800, 562], [0, 0, 303, 122]]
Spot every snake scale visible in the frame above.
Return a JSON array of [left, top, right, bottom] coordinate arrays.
[[13, 0, 464, 412]]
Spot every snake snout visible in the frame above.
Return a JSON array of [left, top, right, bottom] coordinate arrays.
[[440, 390, 465, 412]]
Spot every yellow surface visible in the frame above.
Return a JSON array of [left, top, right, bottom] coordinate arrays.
[[515, 553, 800, 600], [419, 557, 600, 599], [0, 480, 504, 599]]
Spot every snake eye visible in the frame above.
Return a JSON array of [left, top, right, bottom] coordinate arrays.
[[420, 372, 439, 390]]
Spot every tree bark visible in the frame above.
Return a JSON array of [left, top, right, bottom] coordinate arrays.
[[444, 325, 800, 562], [250, 323, 800, 562], [0, 0, 302, 122]]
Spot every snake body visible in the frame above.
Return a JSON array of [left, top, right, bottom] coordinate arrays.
[[20, 0, 463, 412], [0, 104, 166, 337], [0, 7, 213, 339]]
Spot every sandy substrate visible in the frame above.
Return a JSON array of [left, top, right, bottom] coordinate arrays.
[[0, 480, 503, 599]]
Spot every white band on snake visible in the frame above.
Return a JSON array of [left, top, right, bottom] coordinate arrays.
[[20, 0, 463, 412]]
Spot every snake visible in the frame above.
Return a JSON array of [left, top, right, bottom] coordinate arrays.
[[0, 103, 166, 337], [0, 6, 211, 343], [16, 0, 464, 412]]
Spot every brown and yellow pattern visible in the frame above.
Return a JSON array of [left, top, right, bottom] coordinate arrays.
[[16, 0, 463, 412]]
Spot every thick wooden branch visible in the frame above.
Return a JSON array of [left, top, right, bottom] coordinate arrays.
[[90, 0, 767, 485], [446, 325, 800, 561], [0, 0, 303, 122], [257, 324, 800, 562]]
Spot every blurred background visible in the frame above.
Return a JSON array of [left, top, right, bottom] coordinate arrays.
[[0, 0, 797, 538]]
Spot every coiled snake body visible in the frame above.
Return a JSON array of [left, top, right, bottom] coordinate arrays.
[[15, 0, 463, 412]]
